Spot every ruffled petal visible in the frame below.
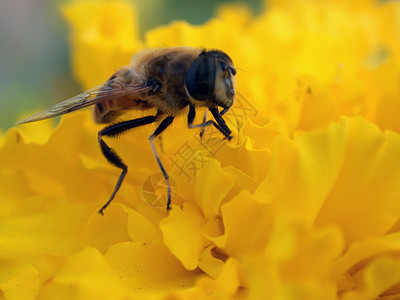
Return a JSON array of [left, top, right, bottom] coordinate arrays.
[[160, 203, 206, 270], [38, 248, 133, 300], [341, 256, 400, 300], [105, 241, 200, 294]]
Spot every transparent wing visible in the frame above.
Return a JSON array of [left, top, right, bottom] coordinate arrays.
[[17, 78, 152, 124]]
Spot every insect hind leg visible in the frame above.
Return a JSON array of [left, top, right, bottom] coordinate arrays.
[[97, 115, 156, 215]]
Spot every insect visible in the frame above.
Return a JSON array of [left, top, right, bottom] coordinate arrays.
[[17, 47, 237, 214]]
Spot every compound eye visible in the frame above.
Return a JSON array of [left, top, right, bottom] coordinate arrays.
[[185, 53, 215, 101]]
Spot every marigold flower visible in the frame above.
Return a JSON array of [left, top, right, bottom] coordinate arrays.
[[1, 0, 400, 299]]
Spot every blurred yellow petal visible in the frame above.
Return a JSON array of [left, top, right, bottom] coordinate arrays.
[[369, 62, 400, 132], [0, 198, 87, 263], [62, 0, 142, 89], [12, 117, 54, 145], [332, 232, 400, 288], [341, 256, 400, 300], [244, 226, 343, 300], [296, 75, 340, 131], [0, 113, 108, 204], [0, 168, 34, 216], [243, 255, 279, 299], [279, 225, 344, 280]]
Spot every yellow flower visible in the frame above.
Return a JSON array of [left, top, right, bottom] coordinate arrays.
[[1, 0, 400, 299], [62, 0, 142, 89]]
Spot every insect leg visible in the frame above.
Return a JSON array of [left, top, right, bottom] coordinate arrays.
[[209, 107, 232, 135], [187, 105, 232, 140], [199, 109, 208, 140], [149, 116, 174, 210], [98, 115, 156, 215], [219, 106, 230, 116]]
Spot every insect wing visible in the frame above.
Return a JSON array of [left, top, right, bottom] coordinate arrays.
[[17, 79, 152, 124]]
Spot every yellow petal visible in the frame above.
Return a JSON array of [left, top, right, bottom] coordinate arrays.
[[13, 116, 54, 145], [256, 117, 400, 246], [2, 113, 107, 204], [160, 203, 206, 270], [0, 255, 66, 300], [369, 62, 400, 133], [198, 245, 225, 279], [62, 0, 142, 89], [193, 159, 234, 219], [214, 258, 241, 296], [105, 241, 200, 293], [0, 168, 34, 216], [215, 191, 274, 258], [81, 204, 131, 253], [125, 204, 161, 243], [245, 230, 341, 300], [341, 256, 400, 300], [223, 166, 259, 196], [241, 119, 282, 150], [245, 225, 343, 299], [32, 254, 66, 291], [0, 198, 88, 264], [222, 191, 274, 257], [315, 118, 400, 243], [243, 254, 281, 299], [332, 232, 400, 286], [0, 264, 40, 300], [38, 248, 132, 300], [197, 258, 241, 298], [255, 118, 350, 226], [279, 225, 344, 280], [296, 74, 340, 131]]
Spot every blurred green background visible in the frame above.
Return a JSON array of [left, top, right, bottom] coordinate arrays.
[[0, 0, 261, 130]]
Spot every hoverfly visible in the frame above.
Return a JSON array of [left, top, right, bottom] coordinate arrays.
[[18, 47, 237, 214]]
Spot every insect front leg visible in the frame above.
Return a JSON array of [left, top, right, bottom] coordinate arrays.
[[209, 107, 232, 136], [97, 115, 156, 215], [149, 116, 174, 210], [219, 106, 230, 116], [199, 109, 208, 140], [187, 105, 232, 140]]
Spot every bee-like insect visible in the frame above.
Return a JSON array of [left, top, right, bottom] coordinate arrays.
[[17, 47, 237, 214]]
